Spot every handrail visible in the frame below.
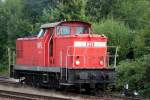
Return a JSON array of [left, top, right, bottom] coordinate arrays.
[[65, 46, 118, 80], [67, 46, 86, 67], [65, 46, 86, 80], [107, 46, 119, 68], [60, 51, 62, 79], [114, 46, 119, 68]]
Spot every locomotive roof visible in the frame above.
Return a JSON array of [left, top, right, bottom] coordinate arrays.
[[40, 21, 91, 29]]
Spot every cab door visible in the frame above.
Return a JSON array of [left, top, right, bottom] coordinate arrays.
[[49, 28, 54, 66]]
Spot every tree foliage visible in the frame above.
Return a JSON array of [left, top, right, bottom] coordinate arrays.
[[117, 55, 150, 97], [113, 0, 150, 29], [51, 0, 88, 21], [0, 4, 8, 63], [86, 0, 118, 22], [92, 19, 132, 60]]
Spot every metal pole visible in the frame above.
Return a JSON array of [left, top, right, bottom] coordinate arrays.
[[13, 51, 15, 65], [60, 51, 62, 79], [114, 46, 118, 68], [65, 55, 67, 80], [8, 47, 11, 76]]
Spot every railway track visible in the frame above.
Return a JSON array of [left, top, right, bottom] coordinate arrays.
[[0, 89, 132, 100], [0, 76, 142, 100], [61, 91, 141, 100], [0, 90, 70, 100], [0, 76, 19, 86]]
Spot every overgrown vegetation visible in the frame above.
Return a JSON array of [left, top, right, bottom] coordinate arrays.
[[92, 19, 132, 61], [0, 0, 149, 98], [117, 54, 150, 97]]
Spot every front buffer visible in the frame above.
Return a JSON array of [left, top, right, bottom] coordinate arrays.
[[60, 68, 116, 90]]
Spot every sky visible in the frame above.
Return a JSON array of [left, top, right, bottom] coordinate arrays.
[[1, 0, 5, 3]]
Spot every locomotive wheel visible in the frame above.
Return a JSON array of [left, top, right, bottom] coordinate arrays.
[[106, 84, 116, 92], [24, 75, 33, 86]]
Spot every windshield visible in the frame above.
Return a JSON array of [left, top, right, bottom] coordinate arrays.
[[57, 26, 71, 35]]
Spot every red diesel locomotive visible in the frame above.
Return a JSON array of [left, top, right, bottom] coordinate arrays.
[[13, 21, 115, 90]]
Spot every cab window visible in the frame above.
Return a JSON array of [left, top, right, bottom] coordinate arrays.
[[57, 26, 71, 35], [37, 29, 46, 38], [76, 26, 88, 34]]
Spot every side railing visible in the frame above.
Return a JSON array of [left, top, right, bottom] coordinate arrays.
[[64, 46, 87, 80], [61, 46, 119, 81], [107, 46, 119, 68]]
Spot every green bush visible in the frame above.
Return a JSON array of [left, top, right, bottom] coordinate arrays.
[[116, 59, 143, 90], [92, 19, 133, 60], [0, 64, 8, 76], [116, 54, 150, 98]]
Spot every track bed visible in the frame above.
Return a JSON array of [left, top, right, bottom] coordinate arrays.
[[0, 76, 141, 100]]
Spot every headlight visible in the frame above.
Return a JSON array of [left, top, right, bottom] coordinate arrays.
[[100, 60, 104, 65], [75, 60, 80, 65], [99, 56, 104, 65]]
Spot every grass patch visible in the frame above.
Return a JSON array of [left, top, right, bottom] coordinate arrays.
[[0, 64, 9, 76]]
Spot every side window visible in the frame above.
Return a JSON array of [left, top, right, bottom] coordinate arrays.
[[57, 26, 70, 35], [37, 29, 46, 38]]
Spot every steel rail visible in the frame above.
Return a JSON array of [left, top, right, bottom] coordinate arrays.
[[0, 90, 71, 100], [0, 76, 142, 100]]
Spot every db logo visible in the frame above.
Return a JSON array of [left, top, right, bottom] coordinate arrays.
[[37, 42, 43, 49], [86, 42, 94, 47]]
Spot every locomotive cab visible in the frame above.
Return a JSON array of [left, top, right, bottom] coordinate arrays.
[[14, 21, 115, 90]]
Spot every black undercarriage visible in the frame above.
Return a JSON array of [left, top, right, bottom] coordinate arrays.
[[12, 66, 116, 91]]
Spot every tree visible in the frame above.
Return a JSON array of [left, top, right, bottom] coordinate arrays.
[[23, 0, 60, 23], [113, 0, 150, 29], [2, 0, 32, 47], [0, 2, 8, 64], [117, 54, 150, 98], [51, 0, 88, 21], [86, 0, 119, 22], [132, 25, 150, 58], [92, 19, 132, 60]]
